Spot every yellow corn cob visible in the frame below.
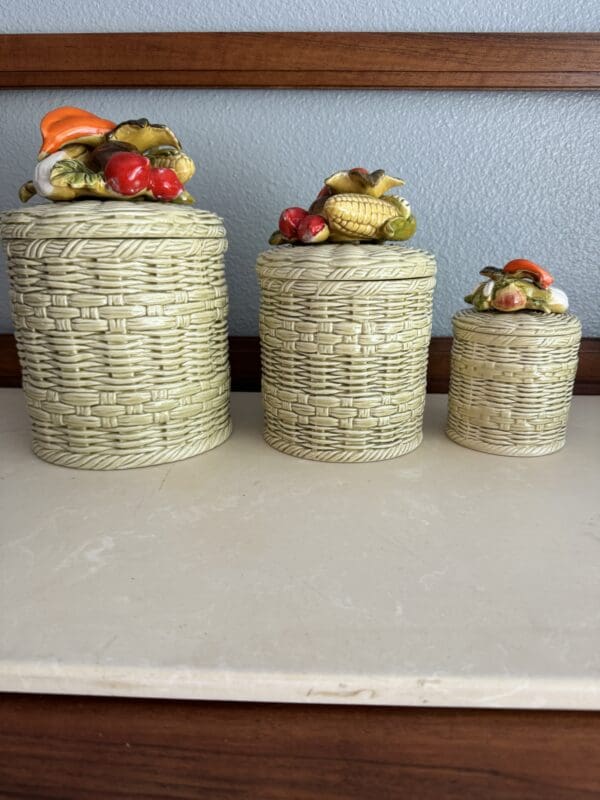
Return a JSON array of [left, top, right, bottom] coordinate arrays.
[[147, 151, 195, 183], [323, 193, 405, 240]]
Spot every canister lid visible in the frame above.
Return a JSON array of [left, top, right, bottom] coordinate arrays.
[[0, 200, 226, 240], [452, 308, 582, 339], [257, 243, 436, 282]]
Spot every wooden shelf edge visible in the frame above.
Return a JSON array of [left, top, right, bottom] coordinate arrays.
[[1, 32, 600, 89], [1, 333, 598, 394]]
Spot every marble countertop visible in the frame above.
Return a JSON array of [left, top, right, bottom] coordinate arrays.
[[1, 390, 599, 709]]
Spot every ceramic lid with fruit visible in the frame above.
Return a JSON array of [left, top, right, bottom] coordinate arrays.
[[269, 168, 417, 245], [19, 106, 196, 205], [466, 259, 569, 314]]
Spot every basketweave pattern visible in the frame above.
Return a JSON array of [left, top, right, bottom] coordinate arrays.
[[2, 204, 231, 469], [256, 243, 437, 282], [257, 245, 436, 462], [0, 200, 226, 240], [447, 310, 581, 457]]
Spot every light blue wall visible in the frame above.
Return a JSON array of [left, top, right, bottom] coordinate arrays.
[[3, 0, 599, 33], [1, 2, 599, 336]]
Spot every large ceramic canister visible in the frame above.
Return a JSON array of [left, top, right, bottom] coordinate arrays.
[[0, 201, 231, 469], [256, 243, 437, 462], [447, 309, 582, 456]]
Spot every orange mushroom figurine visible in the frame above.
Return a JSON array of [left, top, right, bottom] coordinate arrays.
[[38, 106, 116, 160], [465, 259, 569, 314]]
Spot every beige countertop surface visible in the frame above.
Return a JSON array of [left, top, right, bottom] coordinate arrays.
[[1, 390, 599, 709]]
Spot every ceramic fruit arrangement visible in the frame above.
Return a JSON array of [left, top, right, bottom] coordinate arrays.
[[269, 168, 417, 245], [19, 106, 196, 204], [466, 259, 569, 314]]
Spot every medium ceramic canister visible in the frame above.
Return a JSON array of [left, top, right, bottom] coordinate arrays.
[[0, 200, 231, 469], [446, 309, 582, 456], [257, 243, 437, 462]]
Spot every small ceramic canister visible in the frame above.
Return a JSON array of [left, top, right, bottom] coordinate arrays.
[[446, 309, 582, 456]]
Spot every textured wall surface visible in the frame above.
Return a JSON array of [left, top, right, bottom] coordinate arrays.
[[2, 0, 599, 33], [1, 2, 599, 337]]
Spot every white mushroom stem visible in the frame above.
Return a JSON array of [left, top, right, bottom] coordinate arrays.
[[32, 151, 67, 199], [481, 280, 495, 299], [548, 286, 569, 313]]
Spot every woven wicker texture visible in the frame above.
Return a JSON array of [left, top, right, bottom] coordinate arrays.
[[447, 309, 582, 457], [0, 200, 226, 240], [1, 201, 231, 469], [257, 244, 437, 462]]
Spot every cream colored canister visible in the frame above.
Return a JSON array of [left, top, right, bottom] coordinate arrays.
[[1, 201, 231, 469], [257, 243, 437, 462], [447, 309, 581, 456]]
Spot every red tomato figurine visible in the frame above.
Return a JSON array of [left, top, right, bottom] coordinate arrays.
[[149, 167, 184, 201], [104, 152, 151, 195]]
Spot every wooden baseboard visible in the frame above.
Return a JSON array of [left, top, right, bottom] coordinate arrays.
[[1, 333, 598, 394], [0, 694, 599, 799]]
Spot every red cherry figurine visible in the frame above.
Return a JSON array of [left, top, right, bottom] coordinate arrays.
[[297, 214, 330, 244], [104, 152, 151, 196], [278, 207, 308, 241], [149, 168, 184, 201]]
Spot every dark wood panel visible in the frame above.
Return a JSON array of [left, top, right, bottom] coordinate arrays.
[[1, 694, 599, 800], [1, 32, 600, 89], [576, 338, 600, 394], [0, 334, 20, 388], [228, 334, 262, 391], [1, 333, 599, 394]]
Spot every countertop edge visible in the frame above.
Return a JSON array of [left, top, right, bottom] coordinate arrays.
[[2, 663, 599, 710]]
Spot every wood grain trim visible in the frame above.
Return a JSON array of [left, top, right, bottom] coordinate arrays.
[[1, 694, 599, 799], [1, 333, 598, 393], [1, 33, 600, 89]]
